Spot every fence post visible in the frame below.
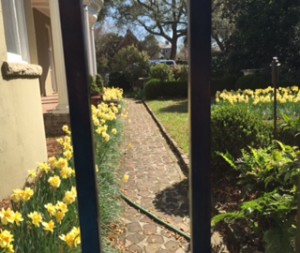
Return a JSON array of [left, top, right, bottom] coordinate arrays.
[[188, 0, 211, 252], [271, 57, 280, 139], [58, 1, 102, 252]]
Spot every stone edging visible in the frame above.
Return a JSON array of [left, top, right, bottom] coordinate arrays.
[[142, 100, 190, 176], [1, 61, 42, 79]]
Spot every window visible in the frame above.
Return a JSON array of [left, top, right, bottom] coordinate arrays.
[[1, 0, 30, 63]]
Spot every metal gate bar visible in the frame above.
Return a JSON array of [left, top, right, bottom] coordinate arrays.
[[188, 0, 212, 252], [58, 1, 102, 252], [58, 0, 212, 252]]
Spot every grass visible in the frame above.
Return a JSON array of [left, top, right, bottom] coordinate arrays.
[[95, 119, 123, 253], [146, 99, 189, 154]]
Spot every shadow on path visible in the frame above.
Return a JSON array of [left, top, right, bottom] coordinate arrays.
[[153, 178, 190, 217]]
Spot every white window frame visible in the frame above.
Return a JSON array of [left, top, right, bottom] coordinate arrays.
[[1, 0, 30, 63]]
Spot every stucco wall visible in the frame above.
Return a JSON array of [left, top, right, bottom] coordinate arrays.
[[0, 2, 47, 200]]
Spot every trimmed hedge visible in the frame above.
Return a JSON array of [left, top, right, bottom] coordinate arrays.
[[234, 74, 270, 90], [144, 79, 187, 99], [211, 105, 273, 178]]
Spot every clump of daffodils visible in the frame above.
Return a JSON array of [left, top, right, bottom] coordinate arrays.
[[0, 88, 124, 252], [216, 86, 300, 105]]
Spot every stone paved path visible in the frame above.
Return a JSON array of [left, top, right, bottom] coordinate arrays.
[[118, 99, 190, 253]]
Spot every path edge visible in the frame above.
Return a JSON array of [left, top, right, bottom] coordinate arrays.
[[142, 100, 190, 177]]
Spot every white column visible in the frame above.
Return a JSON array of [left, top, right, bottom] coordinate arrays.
[[84, 6, 93, 76], [90, 26, 97, 75], [49, 0, 69, 113]]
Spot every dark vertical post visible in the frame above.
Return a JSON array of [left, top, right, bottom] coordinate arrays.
[[272, 57, 280, 139], [58, 1, 102, 253], [188, 0, 211, 252]]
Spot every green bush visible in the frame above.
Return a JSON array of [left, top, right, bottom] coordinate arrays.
[[95, 74, 104, 93], [235, 73, 270, 90], [211, 104, 273, 176], [149, 63, 174, 81], [173, 65, 189, 82], [112, 45, 150, 88], [212, 142, 299, 253], [90, 75, 101, 96], [108, 71, 131, 91], [144, 79, 187, 99]]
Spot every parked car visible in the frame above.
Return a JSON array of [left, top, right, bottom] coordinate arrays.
[[150, 59, 177, 67]]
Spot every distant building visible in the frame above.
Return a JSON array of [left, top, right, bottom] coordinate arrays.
[[159, 43, 172, 58]]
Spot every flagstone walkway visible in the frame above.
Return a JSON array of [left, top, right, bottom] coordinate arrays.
[[117, 99, 190, 253]]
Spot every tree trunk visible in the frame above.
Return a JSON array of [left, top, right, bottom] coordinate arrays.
[[170, 38, 177, 59]]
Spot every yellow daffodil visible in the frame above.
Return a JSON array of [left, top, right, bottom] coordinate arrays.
[[14, 211, 23, 226], [111, 128, 117, 135], [122, 174, 129, 183], [11, 187, 34, 203], [0, 208, 15, 225], [44, 203, 56, 216], [28, 211, 43, 227], [0, 229, 14, 249], [59, 227, 81, 248], [42, 220, 55, 233], [37, 162, 51, 173], [48, 176, 61, 188], [63, 187, 77, 205]]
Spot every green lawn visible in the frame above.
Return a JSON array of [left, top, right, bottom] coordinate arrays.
[[146, 99, 189, 154]]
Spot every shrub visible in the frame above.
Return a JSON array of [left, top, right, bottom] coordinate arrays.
[[144, 79, 187, 99], [235, 73, 270, 90], [149, 63, 174, 81], [95, 74, 104, 93], [90, 74, 104, 96], [173, 65, 189, 82], [112, 45, 150, 88], [211, 104, 273, 176], [108, 71, 131, 91], [212, 142, 299, 252]]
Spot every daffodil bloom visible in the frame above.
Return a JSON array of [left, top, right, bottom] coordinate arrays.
[[28, 211, 43, 227], [55, 157, 68, 169], [59, 227, 81, 248], [62, 125, 71, 135], [63, 187, 77, 205], [11, 189, 25, 203], [48, 156, 57, 165], [14, 211, 23, 226], [44, 203, 56, 216], [60, 166, 74, 179], [0, 229, 14, 249], [0, 208, 16, 226], [38, 162, 51, 173], [48, 176, 61, 188], [111, 128, 117, 135], [28, 169, 37, 180], [42, 220, 55, 233], [63, 150, 73, 160], [122, 174, 129, 183], [55, 211, 65, 224]]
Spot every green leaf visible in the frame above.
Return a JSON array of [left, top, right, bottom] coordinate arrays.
[[263, 226, 294, 253], [211, 211, 244, 227]]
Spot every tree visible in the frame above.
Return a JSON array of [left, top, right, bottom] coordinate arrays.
[[95, 32, 123, 74], [109, 0, 188, 59], [226, 0, 300, 78], [140, 34, 161, 58], [112, 45, 150, 87]]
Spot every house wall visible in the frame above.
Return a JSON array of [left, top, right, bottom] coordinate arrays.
[[0, 1, 47, 200]]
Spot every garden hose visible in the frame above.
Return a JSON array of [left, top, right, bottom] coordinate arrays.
[[120, 192, 191, 241]]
